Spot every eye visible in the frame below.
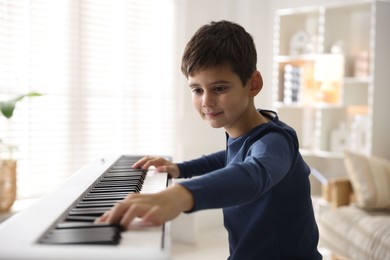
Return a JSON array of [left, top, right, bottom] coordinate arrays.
[[191, 87, 203, 95], [213, 85, 228, 93]]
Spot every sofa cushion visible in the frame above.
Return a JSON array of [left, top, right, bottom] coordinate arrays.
[[344, 151, 390, 210], [319, 206, 390, 260]]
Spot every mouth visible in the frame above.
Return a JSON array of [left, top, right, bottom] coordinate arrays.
[[203, 111, 223, 118]]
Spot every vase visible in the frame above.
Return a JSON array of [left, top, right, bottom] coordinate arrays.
[[0, 160, 17, 212]]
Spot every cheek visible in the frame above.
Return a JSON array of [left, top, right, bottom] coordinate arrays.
[[220, 95, 237, 108], [224, 93, 248, 111], [191, 95, 201, 109]]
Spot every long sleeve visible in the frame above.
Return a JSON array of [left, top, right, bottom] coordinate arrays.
[[177, 150, 225, 179], [180, 131, 295, 211]]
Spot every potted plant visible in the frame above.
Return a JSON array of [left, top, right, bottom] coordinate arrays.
[[0, 92, 41, 212]]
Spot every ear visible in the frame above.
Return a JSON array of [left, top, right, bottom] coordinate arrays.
[[248, 71, 263, 97]]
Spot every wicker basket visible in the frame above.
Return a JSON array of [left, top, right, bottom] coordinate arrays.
[[0, 160, 17, 212]]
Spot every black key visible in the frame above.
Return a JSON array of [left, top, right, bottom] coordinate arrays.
[[94, 181, 140, 188], [107, 169, 145, 173], [40, 226, 121, 245], [76, 200, 118, 208], [65, 216, 97, 222], [56, 222, 121, 230], [68, 207, 112, 216], [93, 183, 142, 192], [82, 194, 129, 201], [99, 176, 143, 181], [90, 187, 138, 193]]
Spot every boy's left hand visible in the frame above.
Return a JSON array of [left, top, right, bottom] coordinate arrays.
[[132, 156, 180, 179]]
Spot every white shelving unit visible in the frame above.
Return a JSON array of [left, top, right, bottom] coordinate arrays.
[[272, 0, 390, 178]]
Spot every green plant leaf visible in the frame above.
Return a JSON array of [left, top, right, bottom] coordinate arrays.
[[14, 91, 42, 102], [0, 101, 16, 118], [0, 91, 42, 119]]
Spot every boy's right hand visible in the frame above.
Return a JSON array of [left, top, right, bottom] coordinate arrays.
[[132, 156, 180, 178]]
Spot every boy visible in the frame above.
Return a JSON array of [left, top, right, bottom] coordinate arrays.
[[96, 20, 322, 259]]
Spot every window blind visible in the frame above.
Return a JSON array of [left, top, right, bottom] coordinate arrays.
[[0, 0, 178, 198]]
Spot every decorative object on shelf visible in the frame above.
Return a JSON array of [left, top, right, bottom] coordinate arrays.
[[330, 122, 349, 153], [283, 64, 302, 103], [0, 91, 42, 212], [330, 40, 345, 54], [353, 51, 369, 77], [289, 29, 313, 55], [313, 54, 344, 103], [350, 114, 369, 154]]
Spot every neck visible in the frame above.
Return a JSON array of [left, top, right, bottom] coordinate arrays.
[[226, 107, 269, 138]]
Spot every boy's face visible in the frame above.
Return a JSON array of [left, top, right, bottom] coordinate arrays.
[[188, 65, 256, 137]]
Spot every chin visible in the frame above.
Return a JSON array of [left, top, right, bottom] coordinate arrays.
[[206, 121, 224, 129]]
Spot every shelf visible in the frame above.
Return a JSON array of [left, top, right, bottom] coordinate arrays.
[[275, 101, 345, 110], [300, 149, 344, 159], [275, 54, 318, 63], [273, 0, 390, 176], [273, 102, 305, 109], [343, 77, 371, 84]]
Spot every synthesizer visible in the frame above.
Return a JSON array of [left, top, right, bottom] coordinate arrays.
[[0, 154, 171, 260]]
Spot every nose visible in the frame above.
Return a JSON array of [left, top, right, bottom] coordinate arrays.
[[201, 91, 215, 107]]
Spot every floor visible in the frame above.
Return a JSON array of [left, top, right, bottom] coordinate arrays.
[[172, 226, 229, 260], [171, 226, 332, 260]]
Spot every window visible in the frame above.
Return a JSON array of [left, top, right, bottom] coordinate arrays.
[[0, 0, 178, 198]]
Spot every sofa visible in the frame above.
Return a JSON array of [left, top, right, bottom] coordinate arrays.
[[318, 151, 390, 260]]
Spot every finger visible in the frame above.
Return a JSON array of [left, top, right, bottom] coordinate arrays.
[[157, 164, 179, 178], [156, 165, 168, 172], [105, 201, 132, 224], [142, 205, 164, 226], [94, 211, 110, 223], [120, 203, 153, 229], [126, 217, 155, 230], [136, 157, 166, 170], [132, 156, 152, 169]]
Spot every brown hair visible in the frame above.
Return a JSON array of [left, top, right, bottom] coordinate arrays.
[[181, 20, 257, 85]]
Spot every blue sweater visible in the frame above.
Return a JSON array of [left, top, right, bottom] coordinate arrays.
[[178, 110, 322, 259]]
